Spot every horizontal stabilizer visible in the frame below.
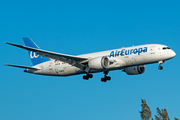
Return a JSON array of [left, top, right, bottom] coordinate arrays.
[[4, 64, 40, 70]]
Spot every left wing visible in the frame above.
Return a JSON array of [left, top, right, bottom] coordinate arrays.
[[5, 42, 90, 71], [5, 64, 40, 70]]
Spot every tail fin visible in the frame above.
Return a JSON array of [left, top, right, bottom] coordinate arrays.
[[23, 37, 50, 66]]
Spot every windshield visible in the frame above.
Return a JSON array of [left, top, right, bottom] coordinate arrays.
[[162, 47, 171, 50]]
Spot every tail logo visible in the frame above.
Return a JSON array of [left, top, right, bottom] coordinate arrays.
[[30, 51, 39, 59]]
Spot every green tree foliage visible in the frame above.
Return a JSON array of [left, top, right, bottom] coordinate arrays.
[[139, 99, 152, 120], [155, 107, 170, 120], [140, 99, 178, 120]]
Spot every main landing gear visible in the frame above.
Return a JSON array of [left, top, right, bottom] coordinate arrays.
[[82, 71, 111, 82], [158, 60, 165, 70], [83, 74, 93, 80], [101, 71, 111, 82]]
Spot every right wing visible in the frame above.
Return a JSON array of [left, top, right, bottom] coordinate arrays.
[[5, 42, 90, 71]]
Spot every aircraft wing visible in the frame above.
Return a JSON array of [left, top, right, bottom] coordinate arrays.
[[5, 42, 89, 71], [5, 64, 40, 70]]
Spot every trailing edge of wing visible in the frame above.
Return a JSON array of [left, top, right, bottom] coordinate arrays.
[[5, 64, 40, 70], [5, 42, 88, 70]]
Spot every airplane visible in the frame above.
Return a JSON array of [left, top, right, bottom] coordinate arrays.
[[5, 38, 176, 82]]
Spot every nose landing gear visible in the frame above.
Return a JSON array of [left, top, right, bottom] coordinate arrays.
[[158, 66, 163, 70], [158, 60, 165, 70], [101, 71, 111, 82]]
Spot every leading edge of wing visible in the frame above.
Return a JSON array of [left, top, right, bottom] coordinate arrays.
[[5, 42, 88, 62]]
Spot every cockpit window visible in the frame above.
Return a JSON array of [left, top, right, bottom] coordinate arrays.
[[162, 47, 171, 50], [163, 47, 166, 50]]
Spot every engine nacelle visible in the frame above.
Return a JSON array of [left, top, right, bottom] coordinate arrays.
[[88, 56, 109, 69], [124, 65, 145, 75]]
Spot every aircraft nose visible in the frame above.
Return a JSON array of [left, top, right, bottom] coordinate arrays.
[[171, 51, 176, 58]]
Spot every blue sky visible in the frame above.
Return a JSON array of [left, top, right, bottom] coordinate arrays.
[[0, 0, 180, 120]]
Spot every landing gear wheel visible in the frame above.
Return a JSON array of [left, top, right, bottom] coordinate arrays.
[[83, 74, 93, 80], [158, 66, 163, 70], [101, 78, 107, 82], [101, 71, 111, 82], [158, 61, 164, 70], [105, 76, 111, 81], [83, 75, 89, 80], [89, 74, 93, 78]]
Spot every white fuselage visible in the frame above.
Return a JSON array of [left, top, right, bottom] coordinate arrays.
[[31, 44, 176, 76]]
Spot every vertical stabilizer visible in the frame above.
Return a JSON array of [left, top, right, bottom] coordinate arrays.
[[23, 37, 50, 65]]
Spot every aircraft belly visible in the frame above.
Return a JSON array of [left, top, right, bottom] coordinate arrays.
[[53, 65, 78, 76]]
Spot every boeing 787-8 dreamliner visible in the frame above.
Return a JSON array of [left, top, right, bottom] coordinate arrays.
[[5, 38, 176, 82]]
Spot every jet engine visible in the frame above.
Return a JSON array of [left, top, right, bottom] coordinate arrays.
[[88, 56, 109, 69], [124, 65, 145, 75]]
